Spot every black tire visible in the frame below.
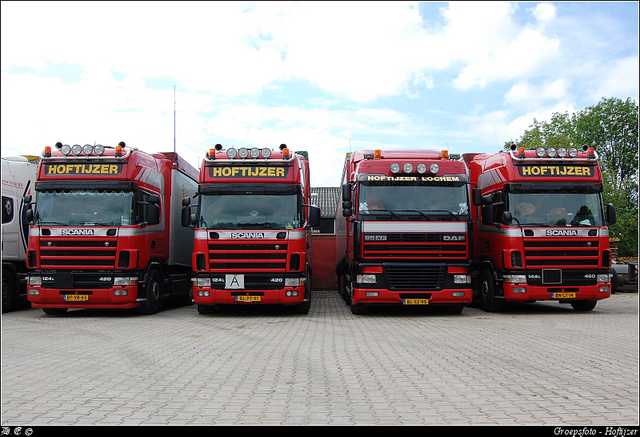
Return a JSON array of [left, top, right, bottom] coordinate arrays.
[[138, 269, 162, 315], [293, 282, 311, 314], [2, 270, 17, 313], [339, 274, 351, 305], [480, 269, 505, 312], [571, 300, 597, 311]]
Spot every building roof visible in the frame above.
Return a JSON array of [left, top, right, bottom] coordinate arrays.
[[310, 187, 340, 218]]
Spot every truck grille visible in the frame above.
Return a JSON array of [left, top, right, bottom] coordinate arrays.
[[208, 242, 288, 272], [363, 233, 467, 260], [39, 238, 117, 269], [385, 264, 446, 291], [523, 238, 600, 268]]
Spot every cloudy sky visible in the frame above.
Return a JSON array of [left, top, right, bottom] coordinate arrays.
[[1, 2, 638, 187]]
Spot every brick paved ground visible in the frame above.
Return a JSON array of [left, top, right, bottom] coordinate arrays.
[[1, 290, 638, 426]]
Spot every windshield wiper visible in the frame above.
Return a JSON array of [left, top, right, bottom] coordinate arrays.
[[416, 209, 461, 221]]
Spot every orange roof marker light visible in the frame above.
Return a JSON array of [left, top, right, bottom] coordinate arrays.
[[441, 150, 449, 160], [280, 144, 290, 160], [374, 150, 382, 160]]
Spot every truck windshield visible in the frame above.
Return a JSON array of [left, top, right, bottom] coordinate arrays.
[[508, 192, 605, 227], [358, 184, 469, 220], [199, 194, 301, 230], [34, 190, 134, 226]]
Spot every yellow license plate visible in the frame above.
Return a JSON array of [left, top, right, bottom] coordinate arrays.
[[236, 295, 261, 302], [63, 294, 89, 301], [551, 292, 576, 299], [404, 298, 429, 305]]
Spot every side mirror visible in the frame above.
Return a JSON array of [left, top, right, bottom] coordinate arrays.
[[472, 189, 482, 206], [308, 206, 321, 228], [481, 205, 494, 225], [24, 195, 32, 204], [147, 204, 160, 225], [606, 203, 617, 225], [26, 209, 34, 223], [342, 200, 352, 217], [342, 183, 351, 202], [502, 211, 513, 225]]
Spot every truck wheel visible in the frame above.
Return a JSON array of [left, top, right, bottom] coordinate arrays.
[[197, 303, 215, 314], [293, 281, 311, 314], [480, 269, 505, 312], [138, 270, 162, 315], [339, 274, 351, 305], [570, 300, 597, 311], [2, 271, 16, 313]]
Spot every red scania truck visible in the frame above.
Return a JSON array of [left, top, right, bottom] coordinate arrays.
[[25, 142, 198, 315], [464, 145, 616, 312], [184, 144, 320, 314], [336, 149, 473, 314]]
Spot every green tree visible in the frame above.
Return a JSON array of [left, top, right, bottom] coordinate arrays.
[[506, 97, 638, 257]]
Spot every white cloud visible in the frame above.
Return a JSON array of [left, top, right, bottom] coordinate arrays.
[[530, 3, 557, 22]]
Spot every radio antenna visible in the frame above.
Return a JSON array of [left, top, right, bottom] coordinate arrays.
[[173, 85, 176, 153]]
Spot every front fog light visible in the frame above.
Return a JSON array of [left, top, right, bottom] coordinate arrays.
[[513, 287, 527, 294], [452, 292, 465, 297], [599, 286, 609, 293], [357, 274, 377, 284], [597, 273, 609, 283], [286, 290, 299, 297], [114, 289, 128, 296], [365, 292, 379, 297], [197, 290, 210, 297], [28, 289, 40, 296]]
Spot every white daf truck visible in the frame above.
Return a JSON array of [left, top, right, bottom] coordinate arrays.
[[2, 155, 39, 312]]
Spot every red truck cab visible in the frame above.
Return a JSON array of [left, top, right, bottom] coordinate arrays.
[[185, 144, 320, 314], [336, 149, 473, 314], [25, 142, 198, 314], [464, 145, 616, 312]]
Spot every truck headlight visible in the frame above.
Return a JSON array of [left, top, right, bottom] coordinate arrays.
[[114, 277, 138, 286], [285, 278, 304, 287], [194, 277, 211, 287], [596, 273, 609, 283], [357, 274, 377, 284], [453, 274, 470, 284], [504, 275, 527, 284], [28, 276, 42, 286]]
